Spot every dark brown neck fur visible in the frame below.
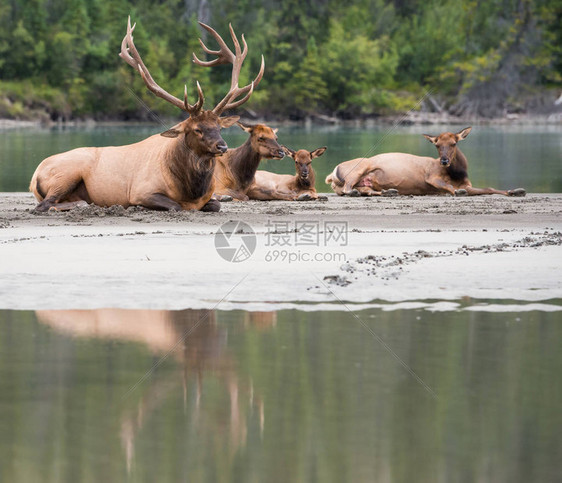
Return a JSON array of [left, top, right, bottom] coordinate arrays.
[[296, 168, 316, 190], [228, 138, 262, 190], [167, 138, 215, 201], [446, 148, 469, 181]]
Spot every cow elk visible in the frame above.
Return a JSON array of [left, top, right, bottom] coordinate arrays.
[[247, 146, 327, 201], [30, 17, 264, 212], [326, 127, 526, 197], [213, 122, 285, 201]]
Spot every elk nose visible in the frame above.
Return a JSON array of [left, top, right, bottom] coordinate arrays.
[[277, 149, 285, 158], [216, 142, 228, 153], [440, 157, 449, 165]]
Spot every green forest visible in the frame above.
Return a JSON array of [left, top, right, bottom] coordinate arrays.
[[0, 0, 560, 121]]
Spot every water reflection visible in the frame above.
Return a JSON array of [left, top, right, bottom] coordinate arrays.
[[36, 309, 274, 475], [0, 307, 560, 482]]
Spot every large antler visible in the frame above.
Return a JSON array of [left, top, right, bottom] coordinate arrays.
[[193, 22, 264, 115], [119, 16, 204, 116]]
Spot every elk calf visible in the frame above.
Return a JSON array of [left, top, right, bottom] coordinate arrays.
[[30, 19, 264, 212], [326, 127, 526, 197], [247, 146, 327, 201], [213, 122, 285, 201]]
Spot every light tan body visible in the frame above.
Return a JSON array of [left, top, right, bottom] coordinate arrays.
[[30, 134, 212, 210], [248, 171, 318, 200], [327, 152, 471, 196], [248, 147, 326, 201], [327, 128, 525, 197]]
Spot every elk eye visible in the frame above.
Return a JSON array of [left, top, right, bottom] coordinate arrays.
[[194, 129, 202, 135], [258, 137, 265, 141]]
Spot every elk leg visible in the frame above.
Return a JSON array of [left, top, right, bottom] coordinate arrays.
[[297, 193, 317, 201], [247, 186, 295, 201], [215, 189, 249, 201], [508, 188, 526, 197], [330, 183, 346, 196], [35, 196, 59, 212], [246, 186, 272, 200], [464, 186, 509, 196], [141, 193, 182, 211], [35, 176, 84, 212], [48, 201, 89, 211], [201, 199, 221, 212], [426, 177, 457, 196], [35, 172, 89, 211], [335, 164, 372, 195], [213, 194, 234, 202], [354, 187, 383, 196]]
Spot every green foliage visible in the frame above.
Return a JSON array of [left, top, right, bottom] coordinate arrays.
[[290, 38, 328, 114], [0, 0, 559, 120], [319, 21, 400, 114]]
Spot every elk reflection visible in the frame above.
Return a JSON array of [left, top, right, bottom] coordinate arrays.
[[36, 309, 276, 473]]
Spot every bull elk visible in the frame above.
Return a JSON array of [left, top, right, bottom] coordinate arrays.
[[326, 127, 526, 197], [30, 17, 264, 212], [247, 146, 327, 201], [213, 122, 285, 201]]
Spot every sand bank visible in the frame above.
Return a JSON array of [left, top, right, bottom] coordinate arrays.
[[0, 193, 560, 311]]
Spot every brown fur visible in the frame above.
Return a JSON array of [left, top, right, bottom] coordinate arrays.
[[326, 127, 526, 197], [30, 109, 240, 212], [213, 123, 284, 201], [247, 146, 327, 201]]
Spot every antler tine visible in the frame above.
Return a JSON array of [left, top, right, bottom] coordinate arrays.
[[198, 38, 220, 56], [191, 21, 263, 115], [193, 22, 235, 67], [120, 16, 205, 116], [240, 33, 248, 60], [219, 54, 264, 111], [183, 81, 205, 114], [119, 17, 137, 69], [229, 24, 242, 58], [224, 82, 255, 111]]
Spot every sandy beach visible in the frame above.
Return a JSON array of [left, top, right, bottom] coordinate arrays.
[[0, 192, 560, 311]]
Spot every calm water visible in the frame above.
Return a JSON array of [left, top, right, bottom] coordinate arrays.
[[0, 124, 561, 193], [0, 307, 561, 482]]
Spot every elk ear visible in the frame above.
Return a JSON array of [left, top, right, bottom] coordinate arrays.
[[423, 134, 438, 144], [160, 128, 181, 138], [236, 121, 253, 133], [282, 146, 296, 158], [220, 115, 240, 128], [272, 128, 279, 135], [456, 126, 472, 141], [310, 146, 327, 159]]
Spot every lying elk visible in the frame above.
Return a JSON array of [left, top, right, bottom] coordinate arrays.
[[326, 127, 526, 197], [247, 146, 327, 201], [30, 17, 264, 212], [213, 122, 285, 201]]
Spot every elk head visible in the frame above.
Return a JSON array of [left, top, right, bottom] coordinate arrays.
[[283, 146, 327, 183], [423, 127, 471, 167], [237, 122, 285, 159], [119, 17, 264, 157]]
